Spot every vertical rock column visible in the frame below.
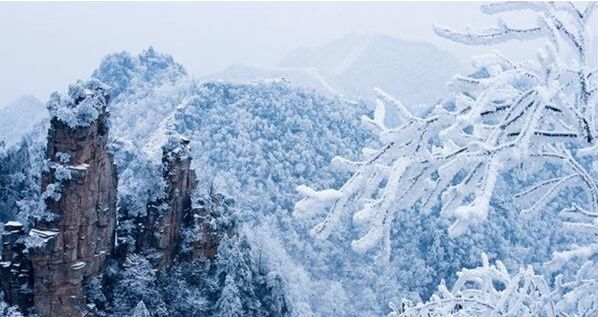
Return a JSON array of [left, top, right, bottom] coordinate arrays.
[[137, 136, 197, 268], [28, 80, 117, 317]]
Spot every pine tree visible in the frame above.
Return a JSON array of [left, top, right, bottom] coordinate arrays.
[[263, 272, 290, 317], [215, 234, 242, 282], [215, 233, 263, 315], [113, 255, 166, 316], [132, 301, 151, 317], [214, 275, 243, 317]]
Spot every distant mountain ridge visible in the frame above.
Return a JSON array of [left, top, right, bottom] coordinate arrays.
[[0, 94, 47, 146], [210, 34, 465, 111], [280, 33, 465, 108]]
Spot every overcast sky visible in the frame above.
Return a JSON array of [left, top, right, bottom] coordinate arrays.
[[0, 1, 553, 106]]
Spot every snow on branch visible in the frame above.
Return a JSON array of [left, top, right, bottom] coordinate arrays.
[[294, 1, 597, 265], [389, 253, 556, 317], [435, 1, 596, 63], [434, 23, 546, 46]]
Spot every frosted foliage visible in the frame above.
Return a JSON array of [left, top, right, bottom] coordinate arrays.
[[113, 254, 167, 316], [92, 46, 186, 99], [389, 254, 555, 317], [215, 275, 243, 317], [111, 139, 165, 218], [91, 47, 370, 225], [391, 251, 597, 317], [296, 0, 597, 260], [173, 80, 371, 214], [46, 79, 110, 128], [294, 1, 598, 314]]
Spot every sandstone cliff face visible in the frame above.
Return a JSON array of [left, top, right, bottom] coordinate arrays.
[[1, 80, 210, 316], [27, 81, 117, 317], [135, 137, 197, 268]]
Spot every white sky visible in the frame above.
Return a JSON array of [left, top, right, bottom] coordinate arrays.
[[0, 1, 553, 106]]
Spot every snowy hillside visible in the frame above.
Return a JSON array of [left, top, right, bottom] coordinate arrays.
[[172, 80, 371, 215], [89, 49, 373, 221], [0, 95, 46, 146]]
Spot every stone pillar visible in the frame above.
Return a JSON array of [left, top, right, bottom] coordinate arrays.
[[28, 80, 117, 317], [136, 136, 197, 268]]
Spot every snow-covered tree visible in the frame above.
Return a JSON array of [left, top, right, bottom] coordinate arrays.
[[295, 0, 596, 261], [434, 6, 598, 316], [132, 301, 151, 317], [390, 248, 597, 317], [294, 1, 597, 314], [92, 46, 186, 99], [113, 255, 166, 316], [214, 275, 243, 317], [263, 271, 291, 317], [215, 233, 265, 316], [388, 253, 555, 317]]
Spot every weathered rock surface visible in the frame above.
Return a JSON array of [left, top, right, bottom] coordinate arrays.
[[0, 221, 33, 313], [184, 193, 236, 260], [0, 81, 215, 316], [135, 137, 197, 268], [28, 81, 117, 317]]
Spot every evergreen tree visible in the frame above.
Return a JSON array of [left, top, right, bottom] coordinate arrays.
[[215, 234, 242, 282], [263, 272, 290, 317], [132, 301, 150, 317], [214, 275, 243, 317], [113, 255, 166, 316], [215, 233, 259, 315]]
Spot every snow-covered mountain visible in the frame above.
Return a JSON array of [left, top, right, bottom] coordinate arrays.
[[2, 2, 596, 316], [209, 34, 465, 112], [0, 48, 373, 316], [280, 34, 465, 107], [0, 95, 47, 146], [0, 45, 463, 316], [89, 48, 373, 220], [203, 64, 342, 97]]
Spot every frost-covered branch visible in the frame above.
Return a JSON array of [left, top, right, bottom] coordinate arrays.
[[433, 24, 546, 46], [295, 0, 597, 260], [388, 254, 556, 317]]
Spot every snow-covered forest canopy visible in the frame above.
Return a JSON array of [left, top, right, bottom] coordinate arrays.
[[0, 2, 596, 317]]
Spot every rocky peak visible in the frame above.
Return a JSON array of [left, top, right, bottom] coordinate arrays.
[[26, 79, 117, 317], [92, 47, 187, 99], [134, 136, 197, 268]]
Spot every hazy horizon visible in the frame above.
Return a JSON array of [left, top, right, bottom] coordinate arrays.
[[1, 2, 545, 106]]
